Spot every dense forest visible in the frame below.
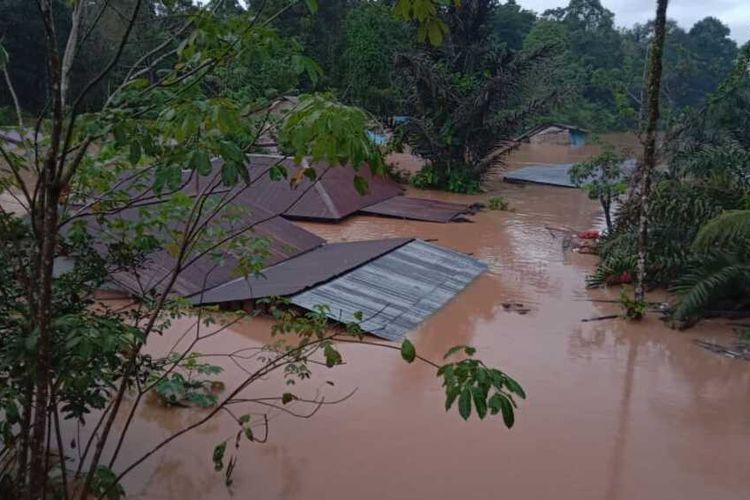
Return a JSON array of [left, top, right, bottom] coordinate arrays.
[[593, 41, 750, 323], [1, 1, 750, 497], [1, 0, 741, 130], [1, 0, 743, 190]]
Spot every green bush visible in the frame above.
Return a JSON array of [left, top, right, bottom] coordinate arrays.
[[410, 163, 482, 194], [488, 196, 509, 211]]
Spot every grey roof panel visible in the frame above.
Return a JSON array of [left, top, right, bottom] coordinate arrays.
[[503, 160, 636, 188], [189, 238, 412, 304], [359, 196, 475, 223], [291, 240, 486, 341]]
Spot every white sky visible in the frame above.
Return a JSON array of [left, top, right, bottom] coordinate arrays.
[[516, 0, 750, 43]]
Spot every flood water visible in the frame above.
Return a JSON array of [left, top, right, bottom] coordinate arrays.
[[115, 137, 750, 500]]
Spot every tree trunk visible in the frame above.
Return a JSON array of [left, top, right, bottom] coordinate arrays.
[[27, 191, 61, 499], [635, 0, 669, 304], [602, 197, 612, 233], [2, 68, 24, 128], [27, 1, 64, 496]]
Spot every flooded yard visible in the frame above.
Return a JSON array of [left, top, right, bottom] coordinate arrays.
[[114, 139, 750, 500]]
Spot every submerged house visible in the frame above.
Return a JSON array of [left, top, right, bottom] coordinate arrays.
[[514, 123, 588, 146], [503, 160, 637, 188], [189, 237, 486, 341], [74, 155, 486, 341], [239, 154, 477, 223]]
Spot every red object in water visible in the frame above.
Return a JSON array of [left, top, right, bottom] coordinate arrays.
[[578, 229, 600, 240], [607, 271, 633, 285]]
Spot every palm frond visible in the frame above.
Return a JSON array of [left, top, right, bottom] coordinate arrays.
[[693, 210, 750, 251], [672, 251, 750, 320]]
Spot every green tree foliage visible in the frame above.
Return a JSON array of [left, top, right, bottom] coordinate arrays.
[[591, 43, 750, 321], [569, 145, 628, 232], [339, 3, 414, 116], [517, 1, 739, 132], [681, 17, 739, 106], [262, 0, 353, 91], [543, 0, 623, 71], [399, 0, 558, 191], [490, 1, 536, 51], [528, 0, 626, 130], [205, 26, 321, 104]]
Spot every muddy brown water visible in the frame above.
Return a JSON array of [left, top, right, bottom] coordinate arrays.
[[92, 137, 750, 499]]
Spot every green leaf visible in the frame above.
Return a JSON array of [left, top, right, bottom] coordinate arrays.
[[129, 141, 142, 165], [498, 396, 515, 428], [112, 124, 127, 146], [92, 466, 124, 500], [505, 377, 526, 399], [128, 78, 150, 90], [304, 0, 318, 14], [472, 386, 487, 419], [443, 345, 476, 359], [400, 339, 416, 363], [190, 150, 212, 176], [303, 167, 317, 182], [282, 392, 297, 405], [353, 175, 369, 195], [443, 346, 463, 359], [213, 441, 227, 471], [323, 343, 342, 368], [269, 164, 287, 181], [153, 164, 181, 193], [458, 387, 472, 420], [488, 394, 502, 415], [445, 385, 460, 411], [427, 20, 444, 46], [221, 162, 239, 186]]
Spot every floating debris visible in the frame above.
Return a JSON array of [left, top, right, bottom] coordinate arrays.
[[693, 339, 750, 360], [502, 302, 531, 315]]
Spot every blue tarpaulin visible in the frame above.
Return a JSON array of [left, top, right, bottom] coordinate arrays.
[[367, 131, 388, 145]]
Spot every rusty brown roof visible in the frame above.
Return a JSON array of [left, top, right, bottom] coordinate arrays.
[[242, 155, 404, 221], [76, 186, 325, 298], [111, 217, 322, 297], [189, 238, 412, 304], [359, 196, 475, 223]]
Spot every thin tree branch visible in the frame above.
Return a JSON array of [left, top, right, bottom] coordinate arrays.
[[2, 67, 24, 128], [61, 0, 87, 109]]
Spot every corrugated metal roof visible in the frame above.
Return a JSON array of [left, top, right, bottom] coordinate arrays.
[[76, 187, 325, 297], [360, 196, 475, 222], [514, 123, 588, 142], [191, 156, 467, 224], [189, 238, 411, 304], [242, 155, 404, 221], [503, 160, 636, 188], [291, 240, 487, 341], [0, 129, 33, 145]]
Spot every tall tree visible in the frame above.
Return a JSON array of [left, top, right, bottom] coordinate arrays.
[[400, 0, 557, 191], [635, 0, 669, 305], [339, 2, 414, 116], [490, 1, 536, 51], [681, 17, 738, 106]]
